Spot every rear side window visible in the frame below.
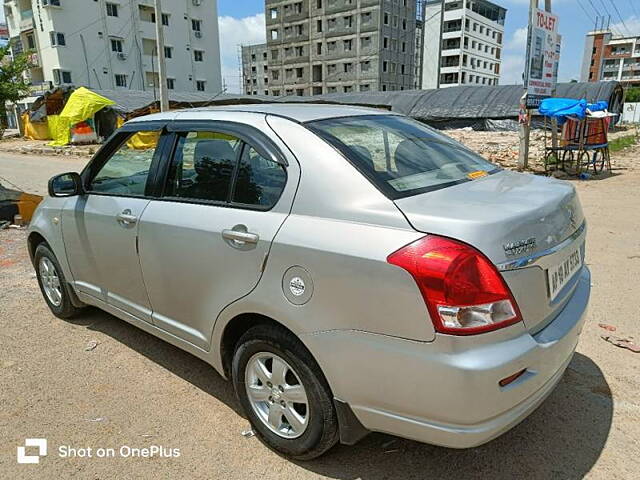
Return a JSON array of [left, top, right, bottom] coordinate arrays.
[[166, 132, 241, 202], [307, 115, 498, 199], [89, 130, 161, 196], [164, 131, 286, 209], [234, 145, 287, 207]]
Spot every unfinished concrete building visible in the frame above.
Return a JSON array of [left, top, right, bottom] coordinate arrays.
[[261, 0, 417, 96], [242, 43, 270, 95]]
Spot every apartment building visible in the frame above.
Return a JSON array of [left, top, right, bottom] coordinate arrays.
[[3, 0, 222, 94], [420, 0, 505, 88], [580, 30, 640, 88], [242, 43, 269, 95], [254, 0, 416, 96]]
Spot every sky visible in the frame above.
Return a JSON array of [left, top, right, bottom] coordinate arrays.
[[2, 1, 639, 91]]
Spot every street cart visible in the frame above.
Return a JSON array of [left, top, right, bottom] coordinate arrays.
[[540, 98, 614, 175]]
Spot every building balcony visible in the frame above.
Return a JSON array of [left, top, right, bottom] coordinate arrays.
[[282, 76, 310, 86], [283, 31, 309, 42], [282, 55, 310, 65], [360, 22, 378, 33], [324, 25, 357, 38], [325, 0, 365, 15]]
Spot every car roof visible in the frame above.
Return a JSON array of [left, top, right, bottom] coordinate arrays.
[[127, 103, 394, 124]]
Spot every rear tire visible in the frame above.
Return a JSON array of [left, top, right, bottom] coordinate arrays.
[[34, 243, 83, 319], [232, 324, 339, 460]]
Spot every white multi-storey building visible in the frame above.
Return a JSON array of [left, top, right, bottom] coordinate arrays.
[[420, 0, 505, 88], [3, 0, 222, 94]]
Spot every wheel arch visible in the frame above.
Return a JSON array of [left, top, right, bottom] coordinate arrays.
[[218, 311, 370, 446], [27, 231, 49, 263], [219, 312, 317, 381]]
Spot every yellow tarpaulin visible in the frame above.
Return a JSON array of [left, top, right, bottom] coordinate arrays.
[[116, 116, 160, 150], [22, 113, 50, 140], [47, 115, 61, 142], [49, 87, 115, 146]]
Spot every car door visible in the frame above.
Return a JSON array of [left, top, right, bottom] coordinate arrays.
[[137, 121, 294, 350], [61, 125, 167, 322]]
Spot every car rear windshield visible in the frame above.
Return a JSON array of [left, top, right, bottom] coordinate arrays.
[[307, 115, 499, 199]]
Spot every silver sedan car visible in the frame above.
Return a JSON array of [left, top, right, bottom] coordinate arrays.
[[29, 104, 590, 459]]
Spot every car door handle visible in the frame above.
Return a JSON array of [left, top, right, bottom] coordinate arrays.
[[116, 210, 138, 226], [222, 229, 259, 245]]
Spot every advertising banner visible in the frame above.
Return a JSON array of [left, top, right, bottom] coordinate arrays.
[[525, 7, 560, 108]]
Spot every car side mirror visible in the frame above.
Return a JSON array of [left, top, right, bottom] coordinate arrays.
[[48, 172, 84, 197]]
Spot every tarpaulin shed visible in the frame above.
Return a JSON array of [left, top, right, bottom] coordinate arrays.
[[295, 81, 624, 129]]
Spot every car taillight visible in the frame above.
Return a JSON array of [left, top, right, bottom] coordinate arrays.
[[387, 235, 522, 335]]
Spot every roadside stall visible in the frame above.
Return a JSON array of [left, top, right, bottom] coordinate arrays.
[[540, 98, 616, 175]]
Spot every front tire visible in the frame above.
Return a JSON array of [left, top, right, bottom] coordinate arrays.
[[34, 243, 83, 319], [232, 324, 339, 460]]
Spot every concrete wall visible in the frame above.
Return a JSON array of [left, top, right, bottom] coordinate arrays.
[[621, 103, 640, 124]]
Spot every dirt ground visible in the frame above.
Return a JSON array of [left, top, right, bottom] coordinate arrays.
[[0, 139, 639, 479]]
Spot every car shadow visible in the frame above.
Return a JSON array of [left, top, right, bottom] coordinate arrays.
[[76, 309, 612, 479], [74, 307, 243, 417]]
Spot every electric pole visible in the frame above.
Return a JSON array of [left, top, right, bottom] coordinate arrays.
[[154, 0, 169, 112]]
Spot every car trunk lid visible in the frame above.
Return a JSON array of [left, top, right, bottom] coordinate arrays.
[[394, 170, 586, 333]]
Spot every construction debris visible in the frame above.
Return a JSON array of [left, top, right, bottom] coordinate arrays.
[[601, 335, 640, 353]]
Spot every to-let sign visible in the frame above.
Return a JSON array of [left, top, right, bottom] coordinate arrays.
[[525, 7, 560, 107]]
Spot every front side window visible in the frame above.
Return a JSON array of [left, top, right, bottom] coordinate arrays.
[[164, 131, 286, 209], [308, 115, 497, 198], [89, 131, 161, 196]]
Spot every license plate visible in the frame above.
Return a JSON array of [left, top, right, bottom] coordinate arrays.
[[547, 245, 583, 300]]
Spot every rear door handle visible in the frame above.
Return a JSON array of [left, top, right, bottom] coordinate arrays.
[[222, 229, 259, 245], [116, 209, 138, 226]]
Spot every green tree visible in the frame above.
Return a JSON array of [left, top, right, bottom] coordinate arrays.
[[0, 46, 32, 133], [626, 87, 640, 103]]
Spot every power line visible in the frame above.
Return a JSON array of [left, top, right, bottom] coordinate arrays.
[[577, 0, 598, 25], [624, 0, 639, 19], [585, 0, 600, 18], [607, 0, 630, 35]]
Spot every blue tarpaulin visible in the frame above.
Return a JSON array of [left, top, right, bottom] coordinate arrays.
[[539, 98, 608, 121]]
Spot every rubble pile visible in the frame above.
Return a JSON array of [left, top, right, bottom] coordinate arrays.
[[448, 129, 549, 172]]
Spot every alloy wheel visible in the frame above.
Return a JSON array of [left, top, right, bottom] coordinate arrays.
[[39, 257, 62, 307], [245, 352, 309, 439]]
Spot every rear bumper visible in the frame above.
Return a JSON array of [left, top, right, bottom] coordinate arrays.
[[303, 266, 590, 448]]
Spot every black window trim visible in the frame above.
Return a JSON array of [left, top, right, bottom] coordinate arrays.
[[154, 120, 289, 212], [166, 120, 288, 166]]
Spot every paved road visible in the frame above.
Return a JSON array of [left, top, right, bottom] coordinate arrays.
[[0, 152, 88, 196]]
